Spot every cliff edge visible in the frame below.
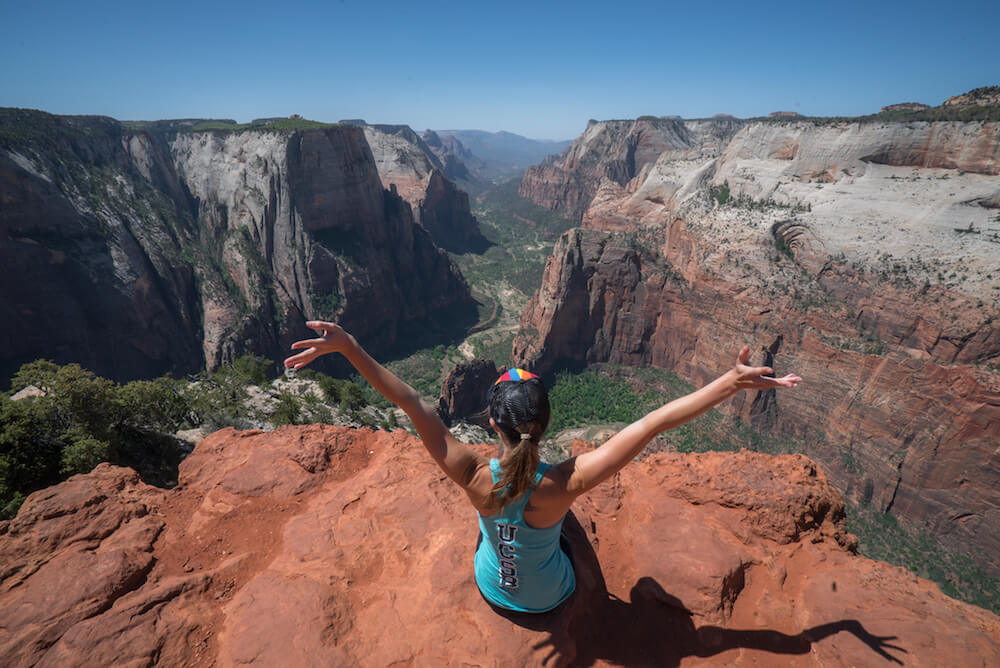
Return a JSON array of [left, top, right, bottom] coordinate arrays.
[[1, 425, 997, 666]]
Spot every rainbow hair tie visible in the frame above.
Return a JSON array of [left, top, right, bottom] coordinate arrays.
[[494, 368, 539, 385]]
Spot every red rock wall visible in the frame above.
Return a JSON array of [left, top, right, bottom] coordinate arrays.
[[514, 226, 1000, 574]]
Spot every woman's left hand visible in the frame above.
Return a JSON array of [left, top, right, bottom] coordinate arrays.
[[731, 345, 801, 391], [283, 321, 356, 370]]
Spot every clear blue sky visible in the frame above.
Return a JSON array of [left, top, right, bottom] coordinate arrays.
[[2, 0, 997, 140]]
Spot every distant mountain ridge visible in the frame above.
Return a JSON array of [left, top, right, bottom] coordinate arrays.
[[431, 129, 571, 180]]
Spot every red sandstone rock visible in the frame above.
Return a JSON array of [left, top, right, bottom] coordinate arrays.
[[513, 108, 1000, 578], [513, 225, 1000, 574], [944, 86, 1000, 107], [1, 426, 998, 667]]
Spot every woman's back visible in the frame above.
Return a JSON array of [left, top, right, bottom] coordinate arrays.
[[468, 456, 576, 529], [474, 459, 576, 613]]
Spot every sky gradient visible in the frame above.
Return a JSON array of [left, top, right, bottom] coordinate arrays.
[[2, 0, 998, 140]]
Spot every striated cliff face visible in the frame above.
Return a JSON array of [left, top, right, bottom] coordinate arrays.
[[514, 115, 1000, 573], [1, 425, 997, 667], [361, 123, 487, 252], [0, 110, 474, 381], [0, 112, 203, 382]]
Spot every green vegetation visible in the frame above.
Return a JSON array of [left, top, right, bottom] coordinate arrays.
[[545, 364, 806, 456], [847, 504, 999, 614], [189, 118, 339, 133], [471, 330, 517, 367], [0, 356, 387, 520], [0, 361, 190, 519], [751, 102, 1000, 125], [379, 345, 457, 400], [709, 182, 731, 206], [773, 231, 794, 260], [548, 367, 662, 434], [311, 290, 342, 319]]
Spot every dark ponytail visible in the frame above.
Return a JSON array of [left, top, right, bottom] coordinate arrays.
[[487, 376, 550, 512]]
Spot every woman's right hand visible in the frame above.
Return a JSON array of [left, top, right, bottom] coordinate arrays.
[[730, 345, 801, 391], [283, 321, 356, 370]]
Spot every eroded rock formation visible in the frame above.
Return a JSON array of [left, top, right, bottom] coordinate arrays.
[[514, 109, 1000, 573], [437, 358, 500, 427], [0, 110, 474, 381], [361, 123, 487, 252], [1, 425, 997, 667]]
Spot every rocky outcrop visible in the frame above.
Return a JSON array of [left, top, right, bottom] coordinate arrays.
[[717, 120, 1000, 177], [881, 102, 931, 112], [2, 425, 997, 667], [514, 113, 1000, 575], [437, 358, 500, 427], [361, 124, 487, 252], [0, 110, 475, 382], [519, 117, 745, 220], [944, 86, 1000, 107]]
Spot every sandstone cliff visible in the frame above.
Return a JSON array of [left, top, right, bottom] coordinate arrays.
[[514, 113, 1000, 576], [0, 110, 474, 382], [361, 123, 487, 252], [1, 425, 996, 667]]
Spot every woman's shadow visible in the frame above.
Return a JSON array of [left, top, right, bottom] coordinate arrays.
[[488, 512, 908, 667]]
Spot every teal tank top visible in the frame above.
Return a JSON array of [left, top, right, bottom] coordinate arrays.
[[474, 459, 576, 613]]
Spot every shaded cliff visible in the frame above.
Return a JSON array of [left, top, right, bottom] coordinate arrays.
[[360, 123, 488, 253], [1, 425, 997, 666], [0, 110, 475, 382], [513, 110, 1000, 577], [0, 111, 203, 383]]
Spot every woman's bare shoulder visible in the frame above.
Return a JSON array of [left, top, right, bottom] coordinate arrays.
[[536, 462, 575, 501]]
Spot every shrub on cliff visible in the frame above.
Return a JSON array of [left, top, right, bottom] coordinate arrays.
[[182, 354, 272, 430], [0, 361, 190, 519], [0, 355, 392, 519]]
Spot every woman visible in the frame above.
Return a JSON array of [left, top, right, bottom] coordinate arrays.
[[284, 321, 801, 614]]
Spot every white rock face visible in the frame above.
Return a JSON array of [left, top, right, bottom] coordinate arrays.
[[363, 126, 439, 192], [592, 120, 1000, 304], [710, 122, 1000, 302], [171, 131, 302, 365]]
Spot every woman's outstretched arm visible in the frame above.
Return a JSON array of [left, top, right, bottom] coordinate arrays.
[[284, 321, 486, 490], [558, 346, 801, 496]]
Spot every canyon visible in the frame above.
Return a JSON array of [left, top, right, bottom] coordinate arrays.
[[0, 111, 479, 383], [516, 112, 1000, 576], [1, 425, 996, 667]]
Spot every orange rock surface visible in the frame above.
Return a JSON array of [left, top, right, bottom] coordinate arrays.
[[2, 425, 997, 666]]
